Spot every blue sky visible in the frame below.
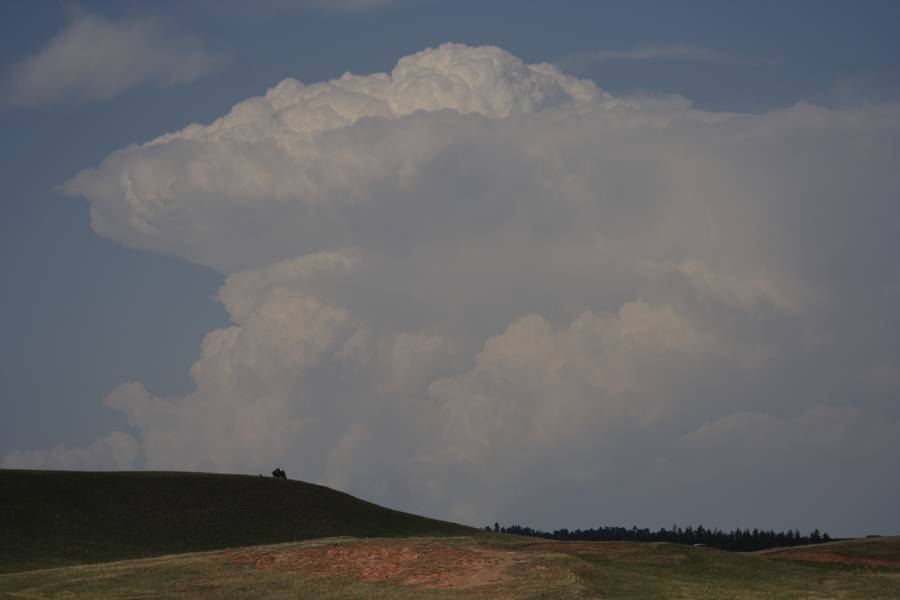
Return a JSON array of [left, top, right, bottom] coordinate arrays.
[[2, 1, 900, 536]]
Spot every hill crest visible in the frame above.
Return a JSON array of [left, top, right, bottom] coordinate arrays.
[[0, 469, 473, 573]]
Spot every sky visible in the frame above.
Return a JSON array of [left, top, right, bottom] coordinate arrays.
[[2, 0, 900, 537]]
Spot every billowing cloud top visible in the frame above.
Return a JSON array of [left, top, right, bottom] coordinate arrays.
[[64, 44, 606, 271], [21, 44, 900, 531]]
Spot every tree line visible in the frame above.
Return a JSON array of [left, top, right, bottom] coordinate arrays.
[[485, 523, 831, 552]]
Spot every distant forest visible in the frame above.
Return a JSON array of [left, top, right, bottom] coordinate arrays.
[[487, 523, 831, 552]]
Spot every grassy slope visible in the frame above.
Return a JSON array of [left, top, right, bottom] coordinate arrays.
[[0, 469, 473, 573], [1, 536, 899, 599], [759, 536, 900, 562]]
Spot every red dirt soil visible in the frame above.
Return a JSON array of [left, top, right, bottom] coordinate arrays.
[[218, 540, 530, 591], [765, 550, 900, 568]]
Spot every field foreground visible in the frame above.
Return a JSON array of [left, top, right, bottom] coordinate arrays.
[[2, 471, 898, 598], [2, 535, 899, 599]]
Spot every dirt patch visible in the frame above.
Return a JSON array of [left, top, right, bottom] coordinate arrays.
[[218, 540, 528, 591], [765, 550, 900, 568]]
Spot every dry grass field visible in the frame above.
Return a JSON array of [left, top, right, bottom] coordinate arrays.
[[2, 535, 899, 599]]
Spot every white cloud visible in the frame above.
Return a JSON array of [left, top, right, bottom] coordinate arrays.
[[640, 258, 808, 316], [1, 431, 138, 470], [3, 9, 226, 108], [62, 43, 605, 271], [102, 281, 360, 471], [556, 43, 778, 71], [10, 43, 900, 532]]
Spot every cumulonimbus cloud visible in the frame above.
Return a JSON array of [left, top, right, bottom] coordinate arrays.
[[2, 9, 226, 108], [12, 43, 900, 532]]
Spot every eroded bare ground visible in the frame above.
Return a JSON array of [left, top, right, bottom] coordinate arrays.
[[764, 549, 900, 568], [217, 538, 539, 594]]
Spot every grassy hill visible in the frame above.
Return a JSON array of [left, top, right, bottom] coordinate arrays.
[[760, 535, 900, 566], [0, 469, 473, 573], [3, 469, 897, 598]]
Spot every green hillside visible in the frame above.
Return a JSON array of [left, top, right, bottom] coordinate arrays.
[[0, 469, 473, 573]]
